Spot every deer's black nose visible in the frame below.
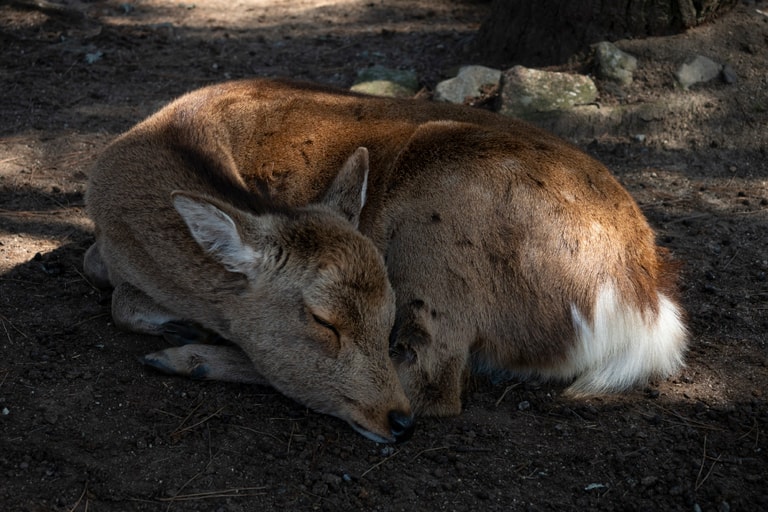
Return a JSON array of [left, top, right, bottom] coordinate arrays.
[[388, 410, 415, 443]]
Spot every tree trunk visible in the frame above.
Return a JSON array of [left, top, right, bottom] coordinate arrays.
[[474, 0, 738, 67]]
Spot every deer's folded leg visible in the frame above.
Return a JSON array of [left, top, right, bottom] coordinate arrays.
[[141, 344, 269, 386]]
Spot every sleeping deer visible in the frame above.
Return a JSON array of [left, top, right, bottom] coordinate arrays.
[[84, 78, 687, 442]]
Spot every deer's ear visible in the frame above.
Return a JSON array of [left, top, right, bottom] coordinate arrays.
[[320, 147, 369, 229], [172, 192, 263, 276]]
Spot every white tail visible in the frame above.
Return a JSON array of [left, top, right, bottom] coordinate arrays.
[[566, 285, 687, 395]]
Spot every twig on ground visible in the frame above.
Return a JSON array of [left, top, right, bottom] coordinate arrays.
[[722, 248, 740, 270], [67, 480, 89, 512], [410, 446, 449, 461], [695, 435, 722, 491], [59, 313, 109, 332], [171, 400, 206, 434], [0, 313, 29, 338], [361, 449, 400, 478], [165, 470, 204, 512], [158, 487, 268, 502], [495, 382, 521, 407], [451, 446, 494, 453], [165, 448, 222, 512], [171, 406, 225, 439], [229, 423, 283, 444], [513, 460, 532, 474], [152, 408, 183, 420], [286, 422, 297, 455], [1, 320, 11, 344], [648, 403, 725, 432], [695, 434, 708, 489], [737, 416, 761, 450], [71, 265, 101, 292]]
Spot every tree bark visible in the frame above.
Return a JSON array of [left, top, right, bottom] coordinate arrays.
[[474, 0, 738, 67]]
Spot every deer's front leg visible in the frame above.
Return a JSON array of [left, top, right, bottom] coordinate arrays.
[[141, 344, 269, 385]]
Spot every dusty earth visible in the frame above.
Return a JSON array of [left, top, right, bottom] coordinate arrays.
[[1, 0, 767, 510]]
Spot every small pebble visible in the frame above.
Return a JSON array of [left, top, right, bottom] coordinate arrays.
[[721, 65, 738, 84]]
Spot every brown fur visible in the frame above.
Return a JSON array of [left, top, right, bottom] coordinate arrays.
[[85, 78, 687, 437]]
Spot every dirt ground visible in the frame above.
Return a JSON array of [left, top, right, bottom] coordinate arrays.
[[1, 1, 766, 510]]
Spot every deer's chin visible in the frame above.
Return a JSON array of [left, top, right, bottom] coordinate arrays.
[[349, 420, 395, 444]]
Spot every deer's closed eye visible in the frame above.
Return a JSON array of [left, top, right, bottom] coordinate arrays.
[[312, 313, 340, 340]]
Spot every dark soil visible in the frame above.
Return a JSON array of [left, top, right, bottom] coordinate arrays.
[[1, 1, 766, 510]]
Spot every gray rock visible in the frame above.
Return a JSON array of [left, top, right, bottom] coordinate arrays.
[[675, 55, 722, 90], [351, 65, 418, 98], [434, 65, 501, 104], [594, 41, 637, 86], [498, 66, 598, 118]]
